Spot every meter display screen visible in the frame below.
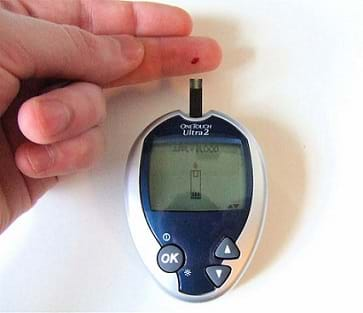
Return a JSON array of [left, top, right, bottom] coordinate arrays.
[[149, 138, 248, 211]]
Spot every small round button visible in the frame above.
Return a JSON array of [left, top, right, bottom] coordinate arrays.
[[157, 245, 185, 273]]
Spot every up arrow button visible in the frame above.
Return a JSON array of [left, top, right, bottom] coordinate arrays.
[[215, 237, 240, 259], [224, 245, 231, 254]]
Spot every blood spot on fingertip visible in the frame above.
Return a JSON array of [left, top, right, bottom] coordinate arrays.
[[191, 57, 200, 64]]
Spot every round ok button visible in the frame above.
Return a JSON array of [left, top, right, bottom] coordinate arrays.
[[157, 245, 184, 273]]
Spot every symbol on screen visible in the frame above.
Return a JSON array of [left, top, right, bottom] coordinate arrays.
[[227, 203, 241, 209], [190, 169, 201, 199]]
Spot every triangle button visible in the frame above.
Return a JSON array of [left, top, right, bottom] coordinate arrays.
[[206, 266, 231, 287], [224, 245, 231, 254], [216, 269, 222, 278], [215, 237, 240, 259]]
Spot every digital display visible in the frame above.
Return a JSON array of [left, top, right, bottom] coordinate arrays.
[[149, 138, 248, 211]]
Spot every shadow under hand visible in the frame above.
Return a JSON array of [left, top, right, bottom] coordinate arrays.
[[239, 116, 307, 285]]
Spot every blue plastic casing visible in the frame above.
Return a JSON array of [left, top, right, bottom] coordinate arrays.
[[139, 115, 253, 295]]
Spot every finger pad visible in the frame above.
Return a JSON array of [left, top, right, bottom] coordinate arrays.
[[162, 37, 222, 74], [112, 36, 222, 85]]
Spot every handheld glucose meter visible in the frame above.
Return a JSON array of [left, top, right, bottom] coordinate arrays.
[[125, 79, 267, 302]]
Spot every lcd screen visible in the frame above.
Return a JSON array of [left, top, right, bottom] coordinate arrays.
[[149, 138, 248, 211]]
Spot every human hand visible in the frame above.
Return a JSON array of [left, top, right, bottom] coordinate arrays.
[[0, 0, 221, 233]]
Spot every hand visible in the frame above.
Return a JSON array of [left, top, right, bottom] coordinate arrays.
[[0, 0, 221, 233]]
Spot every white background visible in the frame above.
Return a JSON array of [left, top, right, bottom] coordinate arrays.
[[1, 0, 363, 311]]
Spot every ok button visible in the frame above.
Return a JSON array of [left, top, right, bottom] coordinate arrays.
[[157, 245, 184, 273]]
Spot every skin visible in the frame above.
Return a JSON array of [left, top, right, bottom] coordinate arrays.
[[0, 0, 222, 234]]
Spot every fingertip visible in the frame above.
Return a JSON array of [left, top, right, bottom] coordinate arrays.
[[15, 127, 105, 179], [173, 6, 193, 36], [73, 127, 105, 170], [18, 82, 107, 145], [18, 96, 72, 145], [132, 2, 193, 36], [106, 36, 223, 86], [161, 36, 222, 75], [18, 99, 40, 143], [201, 37, 223, 71], [15, 143, 54, 178]]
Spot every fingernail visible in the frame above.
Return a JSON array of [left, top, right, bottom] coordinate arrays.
[[38, 101, 71, 136], [26, 145, 55, 174], [118, 35, 144, 63]]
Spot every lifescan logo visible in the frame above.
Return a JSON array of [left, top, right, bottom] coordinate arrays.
[[180, 123, 212, 136]]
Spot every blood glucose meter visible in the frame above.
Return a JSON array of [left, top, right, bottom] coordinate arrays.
[[125, 79, 267, 301]]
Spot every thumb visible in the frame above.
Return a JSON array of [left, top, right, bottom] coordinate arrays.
[[0, 9, 144, 112]]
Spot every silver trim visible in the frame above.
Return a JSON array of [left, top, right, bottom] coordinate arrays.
[[190, 78, 202, 89], [125, 110, 267, 302]]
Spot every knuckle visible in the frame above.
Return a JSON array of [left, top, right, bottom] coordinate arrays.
[[69, 82, 106, 125], [129, 2, 138, 34], [81, 84, 106, 123], [0, 0, 29, 14], [66, 82, 106, 127], [0, 67, 19, 112], [60, 25, 117, 81], [59, 25, 96, 78], [75, 129, 104, 169], [0, 32, 34, 78], [78, 0, 95, 33], [97, 100, 107, 123], [62, 24, 100, 60]]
